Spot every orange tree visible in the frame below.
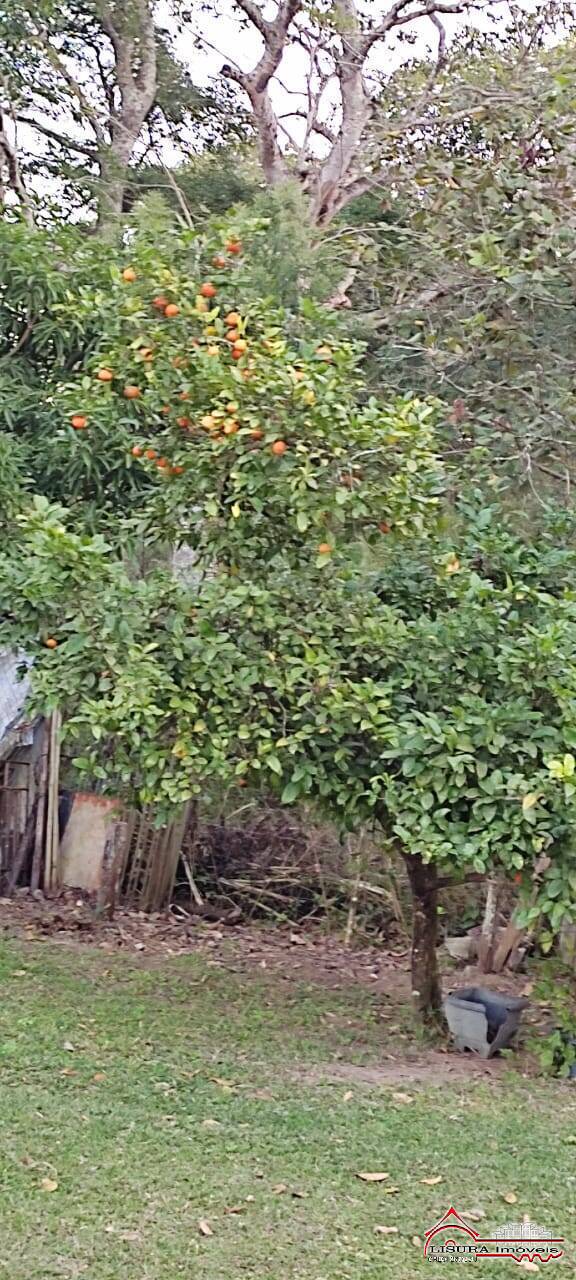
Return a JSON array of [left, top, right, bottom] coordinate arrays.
[[5, 217, 576, 1023], [0, 210, 439, 552]]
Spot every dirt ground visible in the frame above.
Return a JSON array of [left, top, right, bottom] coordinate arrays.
[[0, 886, 527, 994], [0, 888, 540, 1087]]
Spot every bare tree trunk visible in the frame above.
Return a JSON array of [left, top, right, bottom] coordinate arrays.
[[97, 0, 157, 231], [403, 851, 443, 1025], [478, 876, 499, 973]]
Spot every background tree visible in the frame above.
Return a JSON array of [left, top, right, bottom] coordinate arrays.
[[349, 20, 576, 495], [199, 0, 517, 225], [0, 0, 237, 227]]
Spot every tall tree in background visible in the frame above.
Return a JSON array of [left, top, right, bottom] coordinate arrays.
[[211, 0, 505, 225], [0, 0, 236, 227]]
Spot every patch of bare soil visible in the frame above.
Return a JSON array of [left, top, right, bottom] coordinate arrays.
[[300, 1053, 505, 1087], [0, 889, 531, 999], [0, 888, 416, 995]]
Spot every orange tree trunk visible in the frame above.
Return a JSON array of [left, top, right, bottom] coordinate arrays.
[[402, 851, 443, 1025]]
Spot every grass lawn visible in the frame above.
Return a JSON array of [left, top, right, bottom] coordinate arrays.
[[0, 937, 574, 1279]]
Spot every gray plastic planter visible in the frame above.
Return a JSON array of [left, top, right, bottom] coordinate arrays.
[[444, 986, 529, 1059]]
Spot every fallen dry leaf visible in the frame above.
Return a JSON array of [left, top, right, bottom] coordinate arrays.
[[421, 1175, 443, 1186], [518, 1262, 539, 1274], [224, 1205, 244, 1215], [210, 1077, 235, 1092], [272, 1183, 288, 1195], [356, 1171, 390, 1183], [412, 1235, 423, 1247], [198, 1219, 213, 1237], [289, 932, 307, 945], [62, 1041, 75, 1052], [374, 1225, 398, 1236], [503, 1191, 518, 1205], [291, 1189, 307, 1199], [39, 1177, 58, 1193], [383, 1186, 400, 1195], [343, 1090, 354, 1102], [462, 1209, 485, 1222], [392, 1092, 413, 1104], [92, 1072, 106, 1083], [13, 970, 27, 977]]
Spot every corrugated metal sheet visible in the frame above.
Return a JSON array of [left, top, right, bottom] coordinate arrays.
[[0, 650, 32, 743]]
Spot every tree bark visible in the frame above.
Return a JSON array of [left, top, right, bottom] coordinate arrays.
[[97, 0, 157, 230], [402, 851, 443, 1024], [478, 876, 499, 972]]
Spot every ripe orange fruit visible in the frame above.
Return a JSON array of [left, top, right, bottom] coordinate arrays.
[[378, 521, 391, 534], [225, 329, 240, 344], [226, 402, 238, 414], [131, 445, 143, 457], [226, 240, 242, 254], [71, 414, 88, 429], [122, 267, 137, 282], [144, 448, 157, 460], [271, 440, 287, 455], [225, 311, 241, 327], [223, 421, 238, 435], [212, 254, 227, 269], [250, 428, 264, 440], [96, 368, 113, 382], [200, 281, 217, 298], [45, 637, 58, 649], [231, 348, 244, 360], [233, 338, 248, 353], [139, 347, 154, 362], [156, 456, 169, 469], [318, 542, 332, 554], [177, 416, 191, 428], [153, 294, 169, 309], [164, 303, 180, 317], [172, 465, 184, 475], [124, 385, 141, 399]]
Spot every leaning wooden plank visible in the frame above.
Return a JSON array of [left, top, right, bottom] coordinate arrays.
[[6, 800, 38, 894], [31, 723, 49, 890], [43, 711, 61, 892]]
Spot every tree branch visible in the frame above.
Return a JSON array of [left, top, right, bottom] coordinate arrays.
[[16, 115, 98, 159], [36, 41, 107, 146], [233, 0, 271, 38], [359, 0, 495, 59], [0, 109, 34, 226]]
